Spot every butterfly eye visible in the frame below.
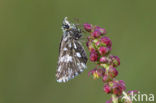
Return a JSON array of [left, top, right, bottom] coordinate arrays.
[[63, 24, 70, 29]]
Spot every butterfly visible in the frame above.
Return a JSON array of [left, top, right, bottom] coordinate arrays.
[[56, 17, 88, 83]]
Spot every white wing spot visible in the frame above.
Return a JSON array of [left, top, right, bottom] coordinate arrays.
[[76, 52, 81, 57], [75, 72, 78, 76], [77, 63, 80, 66], [81, 63, 86, 68], [80, 69, 83, 72], [68, 68, 73, 77], [68, 43, 72, 48], [57, 76, 68, 83], [74, 43, 77, 49], [63, 37, 68, 42], [57, 79, 62, 82], [67, 55, 72, 62], [60, 54, 72, 62], [63, 47, 68, 51], [57, 66, 61, 72]]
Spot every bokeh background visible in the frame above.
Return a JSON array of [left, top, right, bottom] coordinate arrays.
[[0, 0, 156, 103]]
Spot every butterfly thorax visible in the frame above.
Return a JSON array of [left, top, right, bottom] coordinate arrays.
[[64, 28, 82, 40]]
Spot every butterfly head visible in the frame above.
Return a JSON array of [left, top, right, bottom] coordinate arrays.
[[62, 17, 82, 40], [62, 17, 71, 30]]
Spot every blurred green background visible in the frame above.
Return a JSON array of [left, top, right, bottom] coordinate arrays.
[[0, 0, 156, 103]]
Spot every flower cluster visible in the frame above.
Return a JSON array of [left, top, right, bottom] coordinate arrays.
[[84, 23, 136, 103]]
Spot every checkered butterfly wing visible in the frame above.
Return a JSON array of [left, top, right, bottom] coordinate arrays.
[[56, 17, 87, 83]]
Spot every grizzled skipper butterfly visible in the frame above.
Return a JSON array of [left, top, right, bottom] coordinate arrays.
[[56, 17, 87, 82]]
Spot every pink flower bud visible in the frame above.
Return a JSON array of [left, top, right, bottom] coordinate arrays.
[[84, 23, 92, 32], [99, 28, 106, 34], [91, 30, 101, 38], [89, 48, 96, 52], [104, 84, 111, 94], [95, 26, 101, 30], [101, 37, 112, 48], [100, 56, 107, 63], [115, 56, 120, 66], [88, 43, 95, 52], [112, 85, 123, 96], [97, 68, 105, 77], [88, 68, 105, 79], [103, 75, 108, 82], [112, 80, 125, 96], [90, 51, 98, 62], [103, 75, 112, 82], [99, 46, 108, 55], [95, 41, 100, 46], [111, 56, 120, 67], [119, 80, 126, 90], [95, 26, 106, 34], [108, 67, 118, 78]]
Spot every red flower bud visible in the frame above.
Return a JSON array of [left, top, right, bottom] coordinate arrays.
[[103, 75, 112, 82], [104, 84, 111, 94], [99, 28, 106, 34], [115, 56, 120, 66], [89, 48, 96, 52], [112, 85, 123, 96], [84, 23, 92, 32], [90, 51, 98, 62], [95, 41, 100, 46], [103, 75, 108, 82], [119, 80, 126, 90], [101, 37, 112, 48], [91, 30, 101, 38], [97, 68, 105, 77], [100, 56, 107, 63], [99, 46, 108, 55], [95, 26, 106, 34], [108, 67, 118, 78], [112, 80, 125, 96], [111, 56, 120, 67], [88, 43, 95, 52], [88, 68, 105, 79]]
